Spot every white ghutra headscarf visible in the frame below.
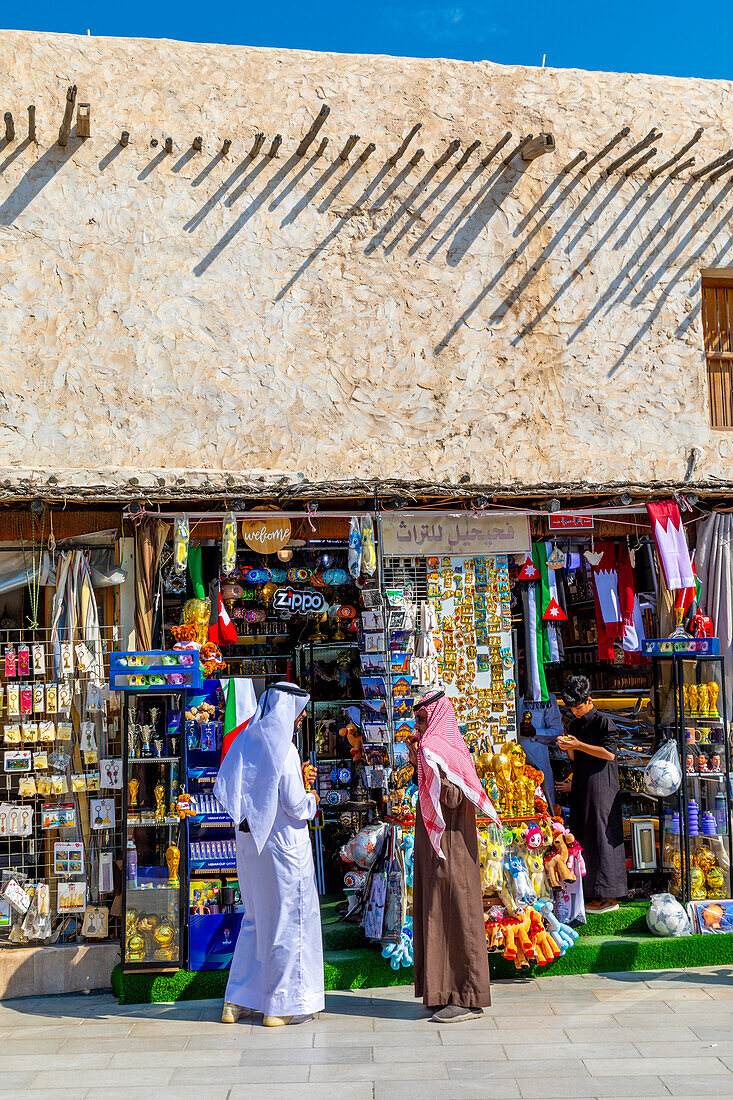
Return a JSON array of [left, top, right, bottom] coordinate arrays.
[[214, 682, 310, 852]]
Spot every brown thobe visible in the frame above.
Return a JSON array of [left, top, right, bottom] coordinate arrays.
[[413, 771, 491, 1008]]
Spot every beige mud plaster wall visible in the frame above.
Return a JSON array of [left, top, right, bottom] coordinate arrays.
[[1, 30, 732, 495]]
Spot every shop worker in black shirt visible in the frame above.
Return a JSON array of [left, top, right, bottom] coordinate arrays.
[[556, 674, 627, 914]]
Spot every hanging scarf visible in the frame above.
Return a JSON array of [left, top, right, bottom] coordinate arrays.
[[214, 681, 310, 852], [415, 692, 499, 858], [522, 543, 549, 702]]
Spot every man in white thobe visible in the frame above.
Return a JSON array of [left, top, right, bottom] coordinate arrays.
[[214, 682, 324, 1026]]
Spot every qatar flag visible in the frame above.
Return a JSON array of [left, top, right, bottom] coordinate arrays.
[[646, 500, 694, 591]]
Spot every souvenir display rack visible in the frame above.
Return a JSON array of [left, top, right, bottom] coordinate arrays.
[[653, 653, 732, 904], [121, 687, 185, 971], [0, 624, 124, 950], [182, 680, 245, 971]]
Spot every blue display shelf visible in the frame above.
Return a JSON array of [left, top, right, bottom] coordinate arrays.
[[110, 651, 202, 692]]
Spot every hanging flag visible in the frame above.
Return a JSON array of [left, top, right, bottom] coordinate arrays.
[[618, 543, 645, 663], [518, 556, 541, 581], [209, 591, 238, 645], [646, 500, 694, 590], [590, 542, 622, 661], [542, 597, 568, 622], [220, 678, 258, 762]]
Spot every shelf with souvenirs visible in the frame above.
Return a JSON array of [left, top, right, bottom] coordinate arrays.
[[119, 666, 190, 970], [651, 651, 733, 909], [0, 613, 124, 953]]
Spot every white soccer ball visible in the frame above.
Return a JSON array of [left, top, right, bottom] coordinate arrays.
[[644, 758, 681, 798], [647, 893, 689, 937]]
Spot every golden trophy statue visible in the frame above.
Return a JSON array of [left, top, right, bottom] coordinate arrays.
[[491, 750, 513, 816], [688, 683, 699, 718], [128, 778, 139, 811], [153, 920, 177, 961], [154, 777, 166, 821], [698, 683, 710, 717], [708, 681, 721, 719], [166, 844, 181, 888], [683, 684, 691, 715]]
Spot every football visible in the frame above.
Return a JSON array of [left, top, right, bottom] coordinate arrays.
[[644, 757, 681, 798], [647, 892, 690, 937]]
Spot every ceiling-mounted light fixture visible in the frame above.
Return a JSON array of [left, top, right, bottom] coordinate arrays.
[[277, 547, 294, 563]]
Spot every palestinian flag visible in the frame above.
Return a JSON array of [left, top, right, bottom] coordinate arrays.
[[220, 677, 258, 762]]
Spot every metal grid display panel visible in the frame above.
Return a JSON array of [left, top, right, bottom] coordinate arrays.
[[0, 625, 123, 949]]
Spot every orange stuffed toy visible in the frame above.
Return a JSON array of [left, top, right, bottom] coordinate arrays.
[[484, 916, 503, 953], [527, 907, 561, 966], [501, 910, 533, 962], [339, 721, 363, 764]]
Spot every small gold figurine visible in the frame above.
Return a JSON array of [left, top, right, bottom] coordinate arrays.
[[128, 778, 139, 810], [154, 777, 166, 821], [166, 844, 181, 888]]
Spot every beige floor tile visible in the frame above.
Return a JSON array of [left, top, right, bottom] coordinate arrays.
[[449, 1057, 588, 1080], [230, 1086, 373, 1100], [585, 1055, 728, 1076], [376, 1081, 521, 1100], [518, 1075, 670, 1098], [310, 1061, 449, 1082], [169, 1064, 309, 1083]]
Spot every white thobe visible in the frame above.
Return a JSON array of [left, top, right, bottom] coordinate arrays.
[[225, 742, 325, 1017]]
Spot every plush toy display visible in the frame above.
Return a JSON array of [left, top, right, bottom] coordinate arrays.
[[527, 907, 561, 966], [535, 898, 579, 955]]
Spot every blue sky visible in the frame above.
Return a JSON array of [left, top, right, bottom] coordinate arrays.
[[9, 1, 733, 81]]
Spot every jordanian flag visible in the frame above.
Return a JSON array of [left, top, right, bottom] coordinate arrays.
[[220, 677, 258, 762]]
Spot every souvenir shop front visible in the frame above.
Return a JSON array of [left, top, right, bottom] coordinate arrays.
[[114, 496, 733, 988], [3, 495, 731, 999]]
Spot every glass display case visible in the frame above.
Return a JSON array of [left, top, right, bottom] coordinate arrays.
[[653, 654, 732, 904], [122, 692, 184, 969]]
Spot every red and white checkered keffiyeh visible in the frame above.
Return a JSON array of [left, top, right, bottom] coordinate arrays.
[[417, 695, 500, 858]]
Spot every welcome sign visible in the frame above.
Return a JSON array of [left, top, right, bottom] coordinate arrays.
[[241, 517, 292, 554]]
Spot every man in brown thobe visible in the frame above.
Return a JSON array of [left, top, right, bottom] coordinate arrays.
[[409, 691, 494, 1023]]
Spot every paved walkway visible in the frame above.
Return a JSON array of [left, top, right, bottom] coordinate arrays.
[[1, 967, 733, 1098]]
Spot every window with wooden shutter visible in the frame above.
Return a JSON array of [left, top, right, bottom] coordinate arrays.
[[702, 275, 733, 429]]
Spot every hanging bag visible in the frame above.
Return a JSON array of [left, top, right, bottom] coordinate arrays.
[[362, 827, 390, 940], [644, 739, 682, 798]]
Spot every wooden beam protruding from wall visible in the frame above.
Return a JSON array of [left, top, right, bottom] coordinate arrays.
[[3, 112, 14, 142], [339, 135, 360, 161], [27, 105, 36, 143], [76, 102, 90, 139], [192, 136, 203, 152], [296, 105, 330, 157], [481, 132, 512, 166], [691, 148, 733, 181], [650, 127, 703, 179], [580, 127, 630, 174], [563, 151, 587, 173], [358, 142, 376, 163], [119, 130, 130, 147], [164, 136, 173, 154], [57, 84, 77, 147], [249, 133, 265, 157], [389, 123, 422, 166], [221, 139, 232, 155], [409, 148, 425, 167], [434, 139, 460, 168], [670, 157, 695, 179], [455, 140, 481, 169], [709, 158, 733, 184], [624, 147, 658, 175], [266, 134, 282, 158], [521, 132, 555, 160], [314, 137, 328, 157], [503, 135, 533, 165], [602, 129, 661, 176]]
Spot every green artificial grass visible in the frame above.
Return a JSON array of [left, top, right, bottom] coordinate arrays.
[[113, 897, 730, 1004]]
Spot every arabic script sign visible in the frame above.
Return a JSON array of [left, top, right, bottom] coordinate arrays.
[[380, 514, 531, 557]]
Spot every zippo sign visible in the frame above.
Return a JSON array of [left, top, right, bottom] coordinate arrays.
[[272, 588, 326, 615]]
